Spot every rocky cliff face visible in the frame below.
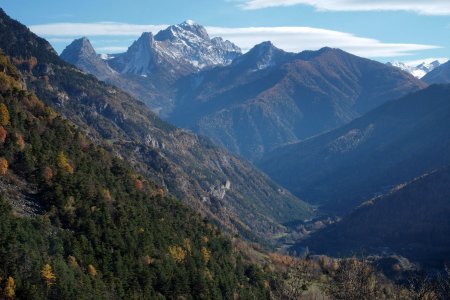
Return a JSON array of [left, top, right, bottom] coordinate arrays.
[[60, 37, 117, 81]]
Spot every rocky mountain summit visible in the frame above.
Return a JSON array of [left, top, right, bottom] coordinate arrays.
[[61, 36, 117, 81], [110, 20, 241, 76], [62, 21, 241, 116]]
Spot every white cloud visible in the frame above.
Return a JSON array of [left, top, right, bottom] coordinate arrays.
[[402, 57, 448, 66], [95, 46, 129, 53], [30, 22, 168, 36], [209, 26, 439, 57], [239, 0, 450, 15], [29, 22, 439, 58]]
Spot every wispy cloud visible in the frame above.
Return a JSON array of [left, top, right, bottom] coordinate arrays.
[[30, 22, 168, 36], [238, 0, 450, 15], [208, 26, 439, 57], [30, 22, 439, 58], [95, 46, 129, 53], [401, 57, 448, 66]]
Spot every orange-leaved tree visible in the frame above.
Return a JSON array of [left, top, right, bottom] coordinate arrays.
[[0, 126, 6, 144], [0, 157, 8, 175]]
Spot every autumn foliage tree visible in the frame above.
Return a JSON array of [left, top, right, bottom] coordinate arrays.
[[57, 151, 74, 174], [0, 103, 9, 126], [201, 247, 211, 264], [88, 265, 97, 277], [169, 246, 187, 263], [327, 258, 381, 300], [4, 276, 16, 299], [0, 126, 6, 144], [41, 264, 56, 287], [0, 157, 8, 175]]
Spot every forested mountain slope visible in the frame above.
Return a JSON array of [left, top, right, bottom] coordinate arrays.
[[295, 166, 450, 268], [0, 51, 269, 299], [0, 9, 312, 243], [259, 84, 450, 213]]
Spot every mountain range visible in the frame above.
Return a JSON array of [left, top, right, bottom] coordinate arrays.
[[62, 29, 426, 161], [3, 4, 450, 280], [0, 9, 311, 244], [62, 21, 241, 116], [259, 84, 450, 214], [169, 44, 426, 160]]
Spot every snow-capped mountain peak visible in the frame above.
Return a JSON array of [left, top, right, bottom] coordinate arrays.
[[387, 58, 448, 78], [110, 21, 242, 76], [183, 19, 196, 26]]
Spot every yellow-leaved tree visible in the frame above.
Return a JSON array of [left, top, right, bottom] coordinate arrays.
[[4, 276, 16, 299], [168, 246, 186, 263], [201, 247, 211, 264], [41, 264, 56, 286], [0, 103, 9, 126], [57, 151, 74, 174], [87, 264, 97, 277]]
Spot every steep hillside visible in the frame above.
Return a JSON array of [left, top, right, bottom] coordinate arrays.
[[423, 60, 450, 84], [0, 51, 269, 299], [259, 84, 450, 213], [170, 45, 426, 161], [295, 166, 450, 268], [0, 9, 312, 243]]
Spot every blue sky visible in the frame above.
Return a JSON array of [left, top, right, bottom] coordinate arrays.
[[0, 0, 449, 62]]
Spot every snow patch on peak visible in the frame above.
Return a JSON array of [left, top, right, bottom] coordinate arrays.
[[387, 58, 448, 78], [113, 22, 242, 76], [183, 19, 196, 26]]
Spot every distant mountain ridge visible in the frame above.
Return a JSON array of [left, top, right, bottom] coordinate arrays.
[[259, 84, 450, 213], [61, 24, 425, 161], [61, 21, 241, 116], [423, 60, 450, 84], [170, 45, 426, 160], [387, 58, 448, 78]]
